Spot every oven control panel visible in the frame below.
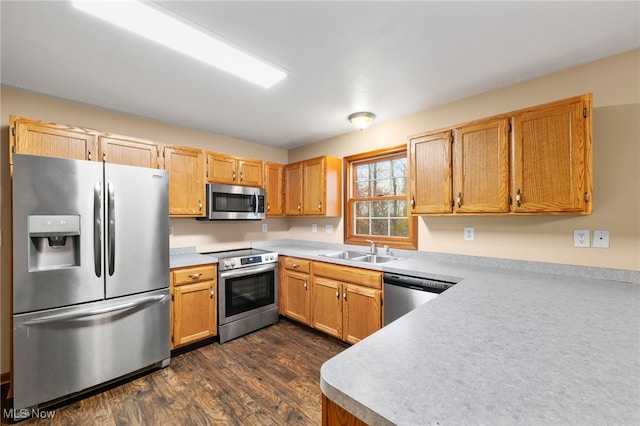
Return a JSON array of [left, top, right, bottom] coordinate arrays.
[[220, 252, 278, 270]]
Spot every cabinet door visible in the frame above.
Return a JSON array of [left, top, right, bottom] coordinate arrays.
[[282, 270, 311, 325], [303, 157, 325, 214], [311, 277, 343, 339], [10, 116, 98, 164], [409, 131, 453, 214], [99, 134, 159, 168], [172, 280, 216, 348], [343, 284, 382, 344], [207, 152, 237, 184], [512, 95, 592, 214], [284, 162, 304, 215], [238, 158, 263, 186], [164, 145, 205, 216], [264, 162, 284, 216], [453, 118, 509, 213]]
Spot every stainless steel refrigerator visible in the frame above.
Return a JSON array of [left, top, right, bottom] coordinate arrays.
[[12, 154, 170, 418]]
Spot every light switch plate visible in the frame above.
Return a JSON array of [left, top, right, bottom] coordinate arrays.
[[573, 230, 590, 247], [312, 224, 317, 233], [593, 230, 610, 248], [325, 224, 333, 234], [262, 223, 268, 233]]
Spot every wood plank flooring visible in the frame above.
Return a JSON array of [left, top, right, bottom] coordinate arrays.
[[1, 318, 347, 425]]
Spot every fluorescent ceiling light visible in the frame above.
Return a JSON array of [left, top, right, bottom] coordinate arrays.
[[72, 0, 287, 89]]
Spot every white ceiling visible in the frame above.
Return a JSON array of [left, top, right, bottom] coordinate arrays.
[[2, 1, 639, 150]]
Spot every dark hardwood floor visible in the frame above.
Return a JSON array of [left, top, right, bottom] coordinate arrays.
[[1, 318, 347, 425]]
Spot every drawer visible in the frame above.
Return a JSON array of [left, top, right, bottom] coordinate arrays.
[[173, 264, 216, 286], [313, 261, 382, 289], [284, 257, 311, 274]]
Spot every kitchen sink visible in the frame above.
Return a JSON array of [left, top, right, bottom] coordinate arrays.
[[320, 251, 404, 264]]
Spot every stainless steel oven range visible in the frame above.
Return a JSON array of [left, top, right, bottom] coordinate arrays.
[[205, 248, 279, 343]]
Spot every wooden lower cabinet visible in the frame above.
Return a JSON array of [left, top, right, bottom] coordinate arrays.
[[170, 264, 217, 349], [280, 257, 383, 345], [280, 257, 312, 325], [322, 394, 367, 426]]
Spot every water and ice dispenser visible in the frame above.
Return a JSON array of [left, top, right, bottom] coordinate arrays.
[[28, 215, 81, 271]]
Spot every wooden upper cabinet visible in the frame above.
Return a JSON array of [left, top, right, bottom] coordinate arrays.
[[163, 145, 205, 217], [453, 117, 510, 213], [285, 156, 342, 217], [264, 162, 284, 216], [207, 152, 263, 186], [511, 94, 592, 214], [284, 161, 304, 215], [99, 134, 159, 168], [9, 116, 99, 164], [409, 130, 453, 214]]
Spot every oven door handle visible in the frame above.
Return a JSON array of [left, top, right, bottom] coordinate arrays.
[[219, 262, 278, 279]]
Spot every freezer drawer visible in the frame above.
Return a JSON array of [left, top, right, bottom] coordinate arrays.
[[13, 289, 170, 413]]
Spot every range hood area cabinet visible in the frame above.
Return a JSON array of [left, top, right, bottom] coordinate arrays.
[[284, 156, 342, 217], [163, 145, 206, 217], [206, 151, 263, 187], [408, 93, 593, 216]]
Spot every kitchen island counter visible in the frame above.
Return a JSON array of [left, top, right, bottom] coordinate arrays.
[[254, 240, 640, 425]]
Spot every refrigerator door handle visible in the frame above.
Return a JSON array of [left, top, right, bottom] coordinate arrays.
[[21, 294, 169, 326], [107, 182, 116, 276], [94, 181, 103, 277]]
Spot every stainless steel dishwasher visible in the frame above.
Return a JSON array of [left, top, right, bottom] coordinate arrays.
[[383, 272, 456, 326]]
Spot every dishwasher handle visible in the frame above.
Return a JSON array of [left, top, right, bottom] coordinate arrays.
[[383, 273, 455, 293]]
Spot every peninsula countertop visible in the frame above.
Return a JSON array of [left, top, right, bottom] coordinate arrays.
[[252, 240, 640, 425]]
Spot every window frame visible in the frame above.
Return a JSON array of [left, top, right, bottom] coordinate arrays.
[[343, 145, 417, 250]]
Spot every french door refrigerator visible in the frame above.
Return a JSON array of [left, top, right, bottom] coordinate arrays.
[[12, 154, 170, 419]]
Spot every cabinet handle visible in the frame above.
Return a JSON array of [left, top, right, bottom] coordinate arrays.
[[210, 286, 214, 298], [267, 202, 271, 212], [240, 172, 244, 182], [198, 199, 202, 211], [292, 263, 299, 268], [410, 196, 415, 209], [188, 273, 202, 279], [304, 281, 308, 290], [232, 171, 236, 181], [343, 292, 347, 301], [457, 192, 462, 208], [336, 290, 340, 299], [318, 201, 322, 211], [297, 203, 302, 212], [515, 188, 522, 207]]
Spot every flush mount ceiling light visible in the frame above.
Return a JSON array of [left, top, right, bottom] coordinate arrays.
[[348, 112, 376, 130], [72, 0, 287, 89]]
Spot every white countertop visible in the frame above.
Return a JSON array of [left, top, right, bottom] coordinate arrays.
[[251, 240, 640, 426]]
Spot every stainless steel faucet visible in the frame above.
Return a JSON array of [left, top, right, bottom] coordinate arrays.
[[365, 239, 376, 254]]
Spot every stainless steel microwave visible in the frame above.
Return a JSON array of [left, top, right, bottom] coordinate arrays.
[[198, 183, 265, 220]]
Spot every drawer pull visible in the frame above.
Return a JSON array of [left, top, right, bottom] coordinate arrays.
[[292, 263, 299, 268], [188, 273, 202, 279]]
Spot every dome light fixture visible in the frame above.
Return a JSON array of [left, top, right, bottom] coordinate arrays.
[[348, 112, 376, 131]]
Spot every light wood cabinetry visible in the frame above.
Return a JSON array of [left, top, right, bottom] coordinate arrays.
[[163, 145, 205, 217], [511, 94, 592, 214], [408, 94, 593, 216], [264, 162, 284, 216], [98, 133, 160, 168], [322, 394, 367, 426], [170, 264, 217, 349], [284, 156, 342, 217], [408, 131, 453, 214], [452, 117, 510, 213], [207, 152, 263, 187], [312, 261, 382, 344], [280, 257, 312, 325], [9, 115, 99, 164]]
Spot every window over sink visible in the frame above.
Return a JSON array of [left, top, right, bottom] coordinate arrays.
[[344, 145, 417, 250]]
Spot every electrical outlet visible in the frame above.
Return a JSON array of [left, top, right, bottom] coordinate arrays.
[[169, 227, 174, 236], [262, 223, 268, 233], [593, 230, 610, 248], [325, 224, 333, 234], [312, 224, 317, 233], [464, 227, 475, 241], [573, 230, 590, 248]]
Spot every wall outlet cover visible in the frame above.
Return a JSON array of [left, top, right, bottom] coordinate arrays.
[[593, 230, 610, 248], [464, 226, 475, 241], [325, 224, 333, 234], [262, 223, 268, 233], [573, 230, 590, 248], [312, 224, 317, 233]]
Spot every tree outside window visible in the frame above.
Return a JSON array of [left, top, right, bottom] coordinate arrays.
[[344, 146, 417, 250]]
